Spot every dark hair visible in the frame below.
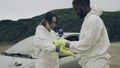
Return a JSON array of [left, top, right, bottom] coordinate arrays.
[[72, 0, 90, 7], [45, 12, 58, 25], [40, 12, 58, 26]]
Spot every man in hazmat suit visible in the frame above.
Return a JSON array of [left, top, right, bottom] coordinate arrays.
[[61, 0, 111, 68], [34, 12, 59, 68]]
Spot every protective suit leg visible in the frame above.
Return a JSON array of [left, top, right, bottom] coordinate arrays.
[[80, 57, 110, 68], [35, 59, 45, 68], [35, 58, 59, 68]]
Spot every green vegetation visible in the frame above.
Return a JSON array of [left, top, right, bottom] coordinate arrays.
[[0, 8, 120, 43]]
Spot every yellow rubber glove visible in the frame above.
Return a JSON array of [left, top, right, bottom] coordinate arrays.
[[60, 46, 76, 58], [53, 39, 67, 47], [53, 39, 76, 57]]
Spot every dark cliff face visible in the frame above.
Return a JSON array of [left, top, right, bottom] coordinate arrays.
[[0, 8, 120, 43]]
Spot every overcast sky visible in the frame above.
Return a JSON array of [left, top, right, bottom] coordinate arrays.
[[0, 0, 120, 21]]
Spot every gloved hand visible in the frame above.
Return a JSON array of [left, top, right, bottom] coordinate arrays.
[[53, 39, 75, 57], [53, 39, 67, 47], [59, 46, 76, 58]]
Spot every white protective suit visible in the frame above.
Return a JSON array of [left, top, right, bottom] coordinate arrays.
[[34, 25, 59, 68], [70, 8, 111, 68]]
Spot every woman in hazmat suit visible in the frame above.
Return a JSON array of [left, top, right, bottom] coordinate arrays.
[[34, 12, 59, 68]]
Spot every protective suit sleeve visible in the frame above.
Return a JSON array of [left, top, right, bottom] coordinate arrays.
[[70, 18, 103, 54], [51, 30, 59, 40], [34, 29, 56, 52]]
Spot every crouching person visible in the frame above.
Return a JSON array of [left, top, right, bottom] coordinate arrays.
[[34, 12, 59, 68]]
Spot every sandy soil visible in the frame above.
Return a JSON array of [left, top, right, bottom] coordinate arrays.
[[109, 42, 120, 68], [0, 42, 120, 68]]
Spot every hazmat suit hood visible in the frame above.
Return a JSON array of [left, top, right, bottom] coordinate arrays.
[[90, 0, 103, 16], [90, 7, 103, 16], [85, 7, 103, 20]]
